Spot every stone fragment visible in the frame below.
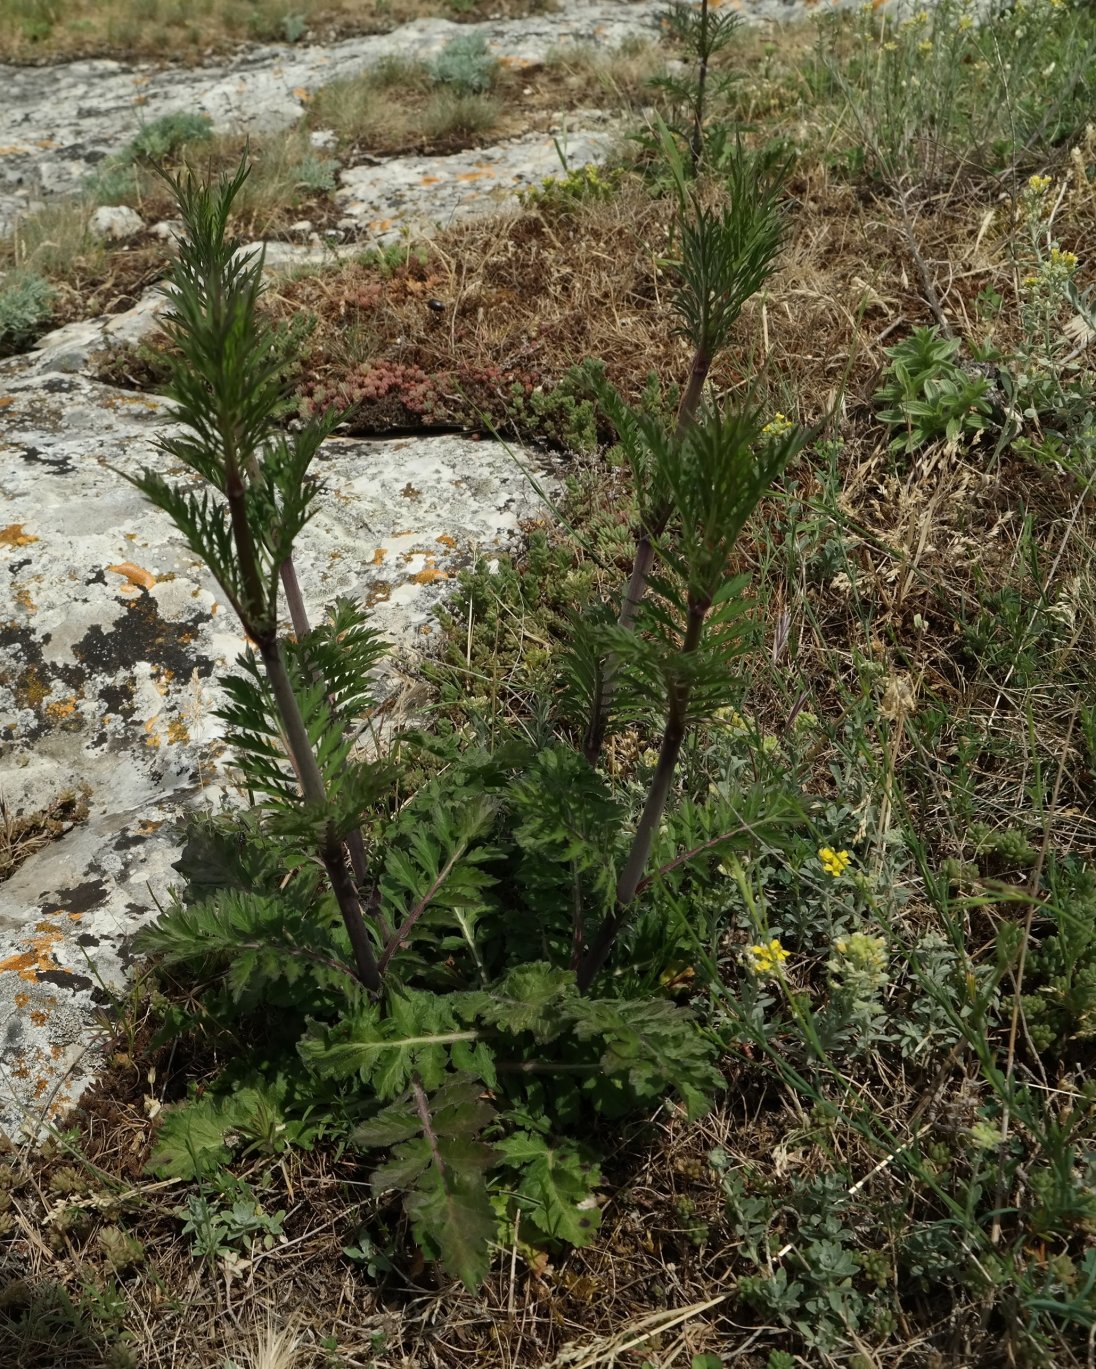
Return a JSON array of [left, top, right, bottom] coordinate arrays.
[[88, 204, 144, 241]]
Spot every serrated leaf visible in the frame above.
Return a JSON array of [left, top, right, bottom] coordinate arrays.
[[147, 1095, 248, 1178], [498, 1132, 602, 1246]]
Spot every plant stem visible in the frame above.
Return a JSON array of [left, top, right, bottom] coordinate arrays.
[[583, 343, 711, 766], [577, 598, 708, 991], [689, 0, 711, 177], [260, 641, 382, 992]]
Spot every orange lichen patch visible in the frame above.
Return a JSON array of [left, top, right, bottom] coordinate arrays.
[[30, 1010, 49, 1027], [402, 483, 422, 499], [435, 534, 457, 549], [108, 561, 157, 591], [35, 139, 56, 149], [420, 175, 441, 185], [144, 719, 162, 749], [14, 992, 30, 1010], [14, 588, 37, 613], [456, 169, 494, 183], [0, 924, 64, 982], [368, 217, 393, 233], [0, 396, 15, 408], [166, 719, 190, 744], [0, 522, 37, 546], [371, 547, 386, 566], [138, 819, 163, 834], [412, 559, 448, 585], [44, 696, 78, 722], [419, 623, 434, 634], [292, 86, 311, 102], [0, 145, 28, 155]]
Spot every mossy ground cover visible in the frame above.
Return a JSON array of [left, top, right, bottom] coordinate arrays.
[[3, 2, 1096, 1366]]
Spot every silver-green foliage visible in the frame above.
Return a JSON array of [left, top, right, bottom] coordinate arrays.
[[429, 32, 499, 94], [0, 269, 53, 351]]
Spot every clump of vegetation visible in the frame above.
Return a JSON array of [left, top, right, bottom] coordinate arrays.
[[0, 269, 54, 352], [874, 325, 995, 453], [429, 31, 499, 94], [85, 112, 213, 203]]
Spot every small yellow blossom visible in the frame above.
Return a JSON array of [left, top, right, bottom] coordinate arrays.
[[957, 14, 974, 29], [761, 412, 793, 437], [1049, 246, 1078, 271], [747, 939, 789, 977], [882, 39, 898, 50], [819, 846, 852, 878], [918, 38, 933, 54], [1027, 174, 1052, 195]]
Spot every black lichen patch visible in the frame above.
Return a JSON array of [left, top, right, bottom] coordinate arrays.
[[50, 880, 108, 916], [18, 443, 75, 476], [38, 968, 94, 995], [72, 595, 214, 698]]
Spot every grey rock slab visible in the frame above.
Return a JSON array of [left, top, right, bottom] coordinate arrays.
[[0, 1, 671, 235], [29, 287, 168, 375], [336, 117, 621, 238], [0, 358, 551, 1139], [0, 0, 912, 236]]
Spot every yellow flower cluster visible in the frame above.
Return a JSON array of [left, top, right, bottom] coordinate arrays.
[[761, 412, 793, 437], [746, 938, 789, 976], [819, 846, 852, 878], [1025, 245, 1080, 293], [1028, 174, 1052, 196]]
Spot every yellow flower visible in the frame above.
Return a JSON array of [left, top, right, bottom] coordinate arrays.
[[918, 38, 933, 54], [819, 846, 852, 878], [957, 14, 974, 29], [761, 412, 793, 437], [747, 939, 789, 977], [882, 39, 898, 50], [1027, 174, 1052, 195], [1049, 246, 1078, 271]]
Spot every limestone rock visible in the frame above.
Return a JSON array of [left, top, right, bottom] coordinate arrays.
[[0, 352, 553, 1138], [88, 204, 144, 241]]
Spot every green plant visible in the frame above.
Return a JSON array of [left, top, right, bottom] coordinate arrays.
[[128, 112, 214, 162], [293, 153, 338, 194], [645, 0, 746, 177], [177, 1183, 286, 1263], [429, 32, 499, 95], [875, 325, 994, 453], [0, 269, 54, 351], [518, 163, 623, 213], [84, 111, 213, 203], [127, 144, 801, 1292]]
